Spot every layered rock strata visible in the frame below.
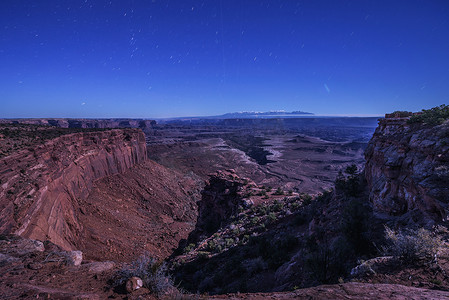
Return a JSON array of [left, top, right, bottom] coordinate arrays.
[[0, 129, 146, 250], [365, 117, 449, 222]]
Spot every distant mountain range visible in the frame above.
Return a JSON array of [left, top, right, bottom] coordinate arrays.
[[217, 110, 314, 118], [161, 110, 314, 120]]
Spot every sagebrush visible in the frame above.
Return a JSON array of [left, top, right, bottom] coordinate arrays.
[[115, 253, 179, 296], [383, 226, 443, 264]]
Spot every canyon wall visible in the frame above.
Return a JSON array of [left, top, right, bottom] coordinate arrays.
[[0, 129, 147, 250], [364, 118, 449, 222]]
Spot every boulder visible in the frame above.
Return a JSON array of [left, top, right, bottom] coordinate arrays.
[[83, 261, 115, 273], [126, 276, 143, 293], [350, 256, 394, 278], [67, 250, 83, 266]]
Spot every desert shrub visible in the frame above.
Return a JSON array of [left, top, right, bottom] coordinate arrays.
[[242, 234, 250, 243], [184, 243, 196, 253], [290, 202, 300, 210], [256, 205, 268, 215], [335, 165, 361, 197], [115, 254, 178, 296], [392, 110, 412, 118], [383, 226, 443, 264], [231, 227, 240, 235], [268, 212, 277, 223], [301, 193, 313, 205], [274, 187, 284, 195], [207, 240, 220, 252], [315, 190, 332, 205], [408, 104, 449, 125], [250, 216, 260, 225], [271, 200, 284, 212], [225, 238, 235, 248]]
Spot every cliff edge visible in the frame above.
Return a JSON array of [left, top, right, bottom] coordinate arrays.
[[365, 116, 449, 223], [0, 129, 147, 250]]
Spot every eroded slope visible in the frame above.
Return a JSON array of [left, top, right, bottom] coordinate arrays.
[[0, 129, 147, 250]]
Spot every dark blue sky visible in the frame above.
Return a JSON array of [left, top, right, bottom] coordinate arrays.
[[1, 0, 448, 118]]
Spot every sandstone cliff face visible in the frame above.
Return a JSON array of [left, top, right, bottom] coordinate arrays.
[[364, 118, 449, 221], [0, 129, 147, 250]]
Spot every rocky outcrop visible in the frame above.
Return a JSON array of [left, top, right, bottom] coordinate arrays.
[[0, 129, 147, 250], [364, 117, 449, 222], [187, 170, 254, 243]]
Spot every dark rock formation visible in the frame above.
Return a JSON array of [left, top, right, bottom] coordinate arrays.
[[188, 170, 253, 243], [0, 129, 147, 250], [365, 117, 449, 222]]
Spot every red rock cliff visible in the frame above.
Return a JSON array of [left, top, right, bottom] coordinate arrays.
[[0, 129, 147, 249], [364, 118, 449, 222]]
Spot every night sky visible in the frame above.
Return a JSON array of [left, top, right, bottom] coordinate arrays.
[[1, 0, 448, 118]]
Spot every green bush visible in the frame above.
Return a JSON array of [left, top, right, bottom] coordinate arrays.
[[207, 240, 223, 253], [256, 205, 268, 215], [250, 216, 260, 225], [290, 202, 300, 210], [383, 226, 443, 264], [391, 111, 412, 118], [184, 243, 196, 253], [268, 212, 277, 223], [408, 104, 449, 125], [301, 193, 313, 205], [274, 187, 284, 195], [271, 200, 284, 212], [225, 238, 235, 248]]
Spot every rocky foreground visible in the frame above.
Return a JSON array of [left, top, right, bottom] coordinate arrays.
[[1, 234, 449, 299]]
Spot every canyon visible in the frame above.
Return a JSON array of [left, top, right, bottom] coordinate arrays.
[[1, 113, 449, 299]]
